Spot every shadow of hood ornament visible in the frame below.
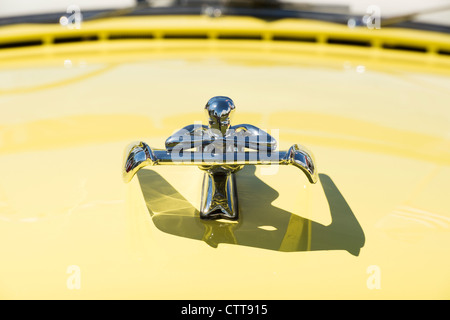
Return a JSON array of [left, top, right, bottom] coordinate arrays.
[[123, 96, 318, 220]]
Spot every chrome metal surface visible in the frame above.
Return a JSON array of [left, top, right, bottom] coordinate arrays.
[[200, 168, 239, 220], [123, 96, 318, 219], [205, 96, 235, 136]]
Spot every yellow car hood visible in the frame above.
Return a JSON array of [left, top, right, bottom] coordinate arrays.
[[0, 16, 449, 299]]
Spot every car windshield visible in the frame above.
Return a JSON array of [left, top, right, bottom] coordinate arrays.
[[1, 0, 450, 32]]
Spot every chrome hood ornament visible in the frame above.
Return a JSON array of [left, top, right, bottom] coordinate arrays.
[[123, 96, 318, 220]]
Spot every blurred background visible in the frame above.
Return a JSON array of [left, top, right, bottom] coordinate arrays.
[[1, 0, 450, 27]]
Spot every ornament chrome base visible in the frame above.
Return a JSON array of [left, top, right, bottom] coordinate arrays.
[[199, 166, 241, 220]]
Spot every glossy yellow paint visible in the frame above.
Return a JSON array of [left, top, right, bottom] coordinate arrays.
[[0, 16, 449, 299]]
